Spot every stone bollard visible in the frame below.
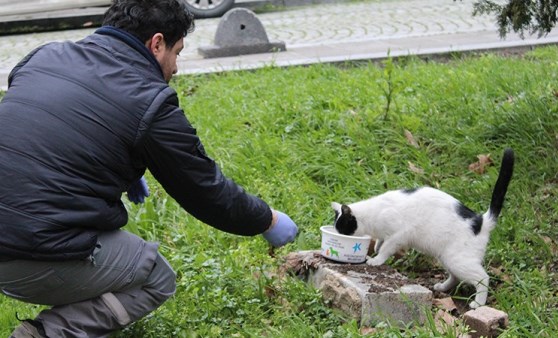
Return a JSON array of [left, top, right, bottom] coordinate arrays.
[[198, 8, 286, 58]]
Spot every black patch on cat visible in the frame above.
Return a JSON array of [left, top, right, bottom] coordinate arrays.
[[488, 148, 514, 219], [334, 205, 357, 236], [401, 187, 420, 194], [457, 203, 483, 235]]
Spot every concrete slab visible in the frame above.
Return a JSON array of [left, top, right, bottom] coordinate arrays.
[[282, 250, 433, 327]]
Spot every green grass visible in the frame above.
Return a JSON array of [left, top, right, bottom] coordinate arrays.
[[2, 46, 558, 337]]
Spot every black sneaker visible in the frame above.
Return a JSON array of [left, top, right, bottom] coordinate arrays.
[[10, 319, 47, 338]]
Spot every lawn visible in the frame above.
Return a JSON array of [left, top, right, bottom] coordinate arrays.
[[1, 46, 557, 337]]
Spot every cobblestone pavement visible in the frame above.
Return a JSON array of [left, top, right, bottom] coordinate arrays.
[[0, 0, 494, 72], [253, 0, 496, 47]]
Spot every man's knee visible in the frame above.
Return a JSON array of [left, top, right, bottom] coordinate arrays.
[[147, 253, 176, 301]]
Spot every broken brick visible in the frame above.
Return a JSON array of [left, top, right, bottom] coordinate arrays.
[[463, 306, 509, 338]]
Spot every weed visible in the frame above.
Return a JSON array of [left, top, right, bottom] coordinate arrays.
[[2, 46, 558, 337]]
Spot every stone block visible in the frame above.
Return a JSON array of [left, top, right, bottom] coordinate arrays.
[[282, 250, 433, 327], [198, 8, 286, 58], [463, 306, 509, 338]]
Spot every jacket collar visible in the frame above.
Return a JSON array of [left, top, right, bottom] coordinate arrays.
[[95, 26, 164, 78]]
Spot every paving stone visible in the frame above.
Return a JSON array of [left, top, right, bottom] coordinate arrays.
[[463, 306, 509, 338], [282, 250, 433, 327]]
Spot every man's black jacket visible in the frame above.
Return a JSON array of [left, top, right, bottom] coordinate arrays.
[[0, 27, 272, 261]]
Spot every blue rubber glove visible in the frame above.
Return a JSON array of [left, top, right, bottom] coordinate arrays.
[[262, 210, 298, 247], [127, 176, 150, 204]]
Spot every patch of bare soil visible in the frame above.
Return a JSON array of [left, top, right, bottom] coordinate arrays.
[[328, 263, 408, 293]]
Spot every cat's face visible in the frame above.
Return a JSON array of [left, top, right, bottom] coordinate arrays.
[[331, 202, 357, 236]]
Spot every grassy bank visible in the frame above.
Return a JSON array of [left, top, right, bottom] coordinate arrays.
[[1, 46, 557, 337]]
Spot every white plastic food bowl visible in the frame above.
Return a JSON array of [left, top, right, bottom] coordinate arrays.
[[320, 226, 372, 263]]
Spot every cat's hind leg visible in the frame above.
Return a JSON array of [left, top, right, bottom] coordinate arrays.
[[434, 274, 459, 293], [467, 268, 490, 309], [441, 258, 489, 309]]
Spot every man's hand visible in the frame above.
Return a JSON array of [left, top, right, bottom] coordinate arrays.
[[127, 176, 150, 204], [262, 210, 298, 247]]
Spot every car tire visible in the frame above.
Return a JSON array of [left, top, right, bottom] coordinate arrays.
[[182, 0, 235, 19]]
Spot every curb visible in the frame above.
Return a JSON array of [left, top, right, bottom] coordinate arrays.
[[0, 7, 105, 36]]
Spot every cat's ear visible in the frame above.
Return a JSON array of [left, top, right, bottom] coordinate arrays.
[[341, 204, 352, 216], [331, 202, 342, 213]]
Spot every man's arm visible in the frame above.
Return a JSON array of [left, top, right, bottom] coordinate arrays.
[[141, 101, 273, 236]]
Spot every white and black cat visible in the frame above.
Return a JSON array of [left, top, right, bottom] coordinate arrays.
[[332, 148, 514, 308]]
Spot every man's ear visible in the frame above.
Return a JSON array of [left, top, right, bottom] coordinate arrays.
[[146, 33, 165, 56]]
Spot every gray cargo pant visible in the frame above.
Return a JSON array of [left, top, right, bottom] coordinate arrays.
[[0, 230, 176, 337]]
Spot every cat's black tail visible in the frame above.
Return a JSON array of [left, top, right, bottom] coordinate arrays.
[[483, 148, 514, 232]]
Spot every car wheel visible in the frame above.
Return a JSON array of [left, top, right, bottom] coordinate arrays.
[[182, 0, 235, 18]]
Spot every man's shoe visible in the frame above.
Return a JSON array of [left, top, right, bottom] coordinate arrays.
[[10, 319, 47, 338]]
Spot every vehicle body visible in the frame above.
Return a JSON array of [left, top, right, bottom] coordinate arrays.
[[0, 0, 235, 20], [182, 0, 235, 18]]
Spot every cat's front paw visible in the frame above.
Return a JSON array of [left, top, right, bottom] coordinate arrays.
[[366, 257, 383, 266], [469, 300, 482, 309]]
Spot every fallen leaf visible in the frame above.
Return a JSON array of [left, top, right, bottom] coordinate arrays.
[[434, 309, 458, 332], [404, 129, 419, 148], [278, 252, 304, 278], [468, 154, 492, 174], [434, 297, 458, 312], [489, 265, 512, 283], [435, 308, 457, 325], [408, 161, 424, 174], [542, 236, 558, 255], [264, 285, 275, 299], [360, 327, 379, 335], [279, 251, 323, 278]]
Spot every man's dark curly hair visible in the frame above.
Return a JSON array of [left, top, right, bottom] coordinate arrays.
[[103, 0, 195, 48]]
